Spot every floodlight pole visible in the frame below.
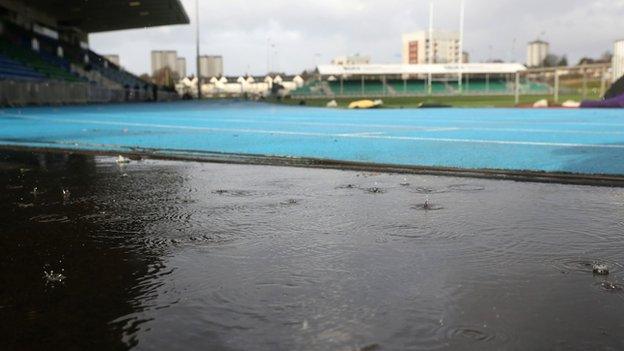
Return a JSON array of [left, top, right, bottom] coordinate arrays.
[[458, 0, 465, 93], [196, 0, 202, 100], [266, 38, 271, 74], [428, 2, 434, 95]]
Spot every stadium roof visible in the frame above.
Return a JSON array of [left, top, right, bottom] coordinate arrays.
[[317, 63, 527, 76], [20, 0, 189, 33]]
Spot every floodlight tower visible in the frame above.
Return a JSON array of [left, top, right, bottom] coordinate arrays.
[[458, 0, 465, 93], [428, 1, 434, 95], [195, 0, 202, 99]]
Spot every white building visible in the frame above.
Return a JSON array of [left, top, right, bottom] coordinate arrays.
[[103, 55, 120, 67], [199, 55, 224, 79], [527, 40, 549, 67], [176, 57, 186, 78], [402, 30, 460, 65], [332, 54, 370, 66], [613, 40, 624, 82], [151, 50, 178, 75], [182, 75, 305, 99]]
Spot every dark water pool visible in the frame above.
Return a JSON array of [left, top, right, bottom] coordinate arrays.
[[1, 151, 623, 350]]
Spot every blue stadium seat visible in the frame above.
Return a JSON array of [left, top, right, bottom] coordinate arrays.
[[0, 53, 46, 80]]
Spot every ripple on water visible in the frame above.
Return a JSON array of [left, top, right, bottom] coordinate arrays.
[[594, 281, 624, 294], [30, 214, 70, 223], [213, 189, 256, 197], [444, 325, 509, 345], [553, 258, 623, 275], [410, 186, 448, 194], [364, 187, 385, 194], [446, 184, 486, 193], [142, 233, 236, 250], [280, 199, 299, 206], [411, 203, 444, 211], [336, 184, 358, 190]]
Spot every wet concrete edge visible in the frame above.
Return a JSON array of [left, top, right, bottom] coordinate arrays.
[[1, 144, 623, 188]]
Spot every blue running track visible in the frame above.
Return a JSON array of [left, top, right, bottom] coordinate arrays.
[[1, 101, 623, 175]]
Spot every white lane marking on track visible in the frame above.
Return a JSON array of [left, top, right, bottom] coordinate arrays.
[[187, 118, 624, 135], [337, 132, 387, 137], [6, 113, 624, 135], [27, 112, 624, 135], [5, 114, 624, 149]]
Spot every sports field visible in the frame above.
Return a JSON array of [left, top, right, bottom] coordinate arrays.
[[1, 101, 623, 175]]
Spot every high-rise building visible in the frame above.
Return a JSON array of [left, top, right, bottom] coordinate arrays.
[[176, 57, 186, 78], [103, 55, 120, 67], [151, 50, 178, 76], [402, 30, 460, 65], [613, 40, 624, 82], [527, 40, 549, 67], [199, 55, 223, 78]]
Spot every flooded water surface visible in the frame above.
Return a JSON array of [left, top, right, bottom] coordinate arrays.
[[1, 151, 624, 350]]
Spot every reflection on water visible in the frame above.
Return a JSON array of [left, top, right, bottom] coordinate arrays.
[[1, 151, 624, 350]]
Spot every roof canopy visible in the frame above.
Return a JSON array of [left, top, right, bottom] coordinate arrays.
[[20, 0, 189, 33], [317, 63, 527, 77]]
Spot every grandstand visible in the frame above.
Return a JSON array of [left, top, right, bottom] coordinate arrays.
[[0, 0, 189, 106], [293, 63, 551, 100]]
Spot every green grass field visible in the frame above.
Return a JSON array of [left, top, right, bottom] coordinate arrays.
[[275, 92, 600, 109]]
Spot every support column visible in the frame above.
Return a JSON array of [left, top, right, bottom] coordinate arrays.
[[383, 75, 387, 96], [486, 73, 490, 92], [340, 76, 344, 96], [514, 72, 520, 105], [554, 70, 560, 103], [428, 73, 432, 95], [361, 76, 365, 95]]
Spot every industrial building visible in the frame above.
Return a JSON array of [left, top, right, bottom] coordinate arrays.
[[176, 57, 186, 78], [151, 50, 186, 78], [527, 40, 549, 67], [0, 0, 189, 105], [402, 30, 461, 64], [199, 55, 224, 79]]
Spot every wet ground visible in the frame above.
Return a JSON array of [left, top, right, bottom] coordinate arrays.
[[1, 150, 624, 350]]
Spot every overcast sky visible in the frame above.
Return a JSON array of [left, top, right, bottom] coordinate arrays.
[[89, 0, 624, 76]]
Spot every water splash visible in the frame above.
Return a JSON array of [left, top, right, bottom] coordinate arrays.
[[44, 270, 66, 284]]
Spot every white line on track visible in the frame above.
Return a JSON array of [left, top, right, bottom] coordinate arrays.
[[31, 112, 624, 135], [5, 114, 624, 149], [175, 118, 624, 135]]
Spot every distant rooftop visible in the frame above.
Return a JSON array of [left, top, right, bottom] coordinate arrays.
[[317, 63, 527, 76], [529, 40, 549, 45]]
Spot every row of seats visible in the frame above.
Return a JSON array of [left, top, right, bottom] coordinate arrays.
[[0, 38, 81, 82], [328, 81, 387, 95], [0, 53, 46, 80], [295, 79, 551, 96], [0, 21, 149, 89]]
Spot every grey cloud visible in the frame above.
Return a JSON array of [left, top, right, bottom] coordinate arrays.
[[89, 0, 624, 76]]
